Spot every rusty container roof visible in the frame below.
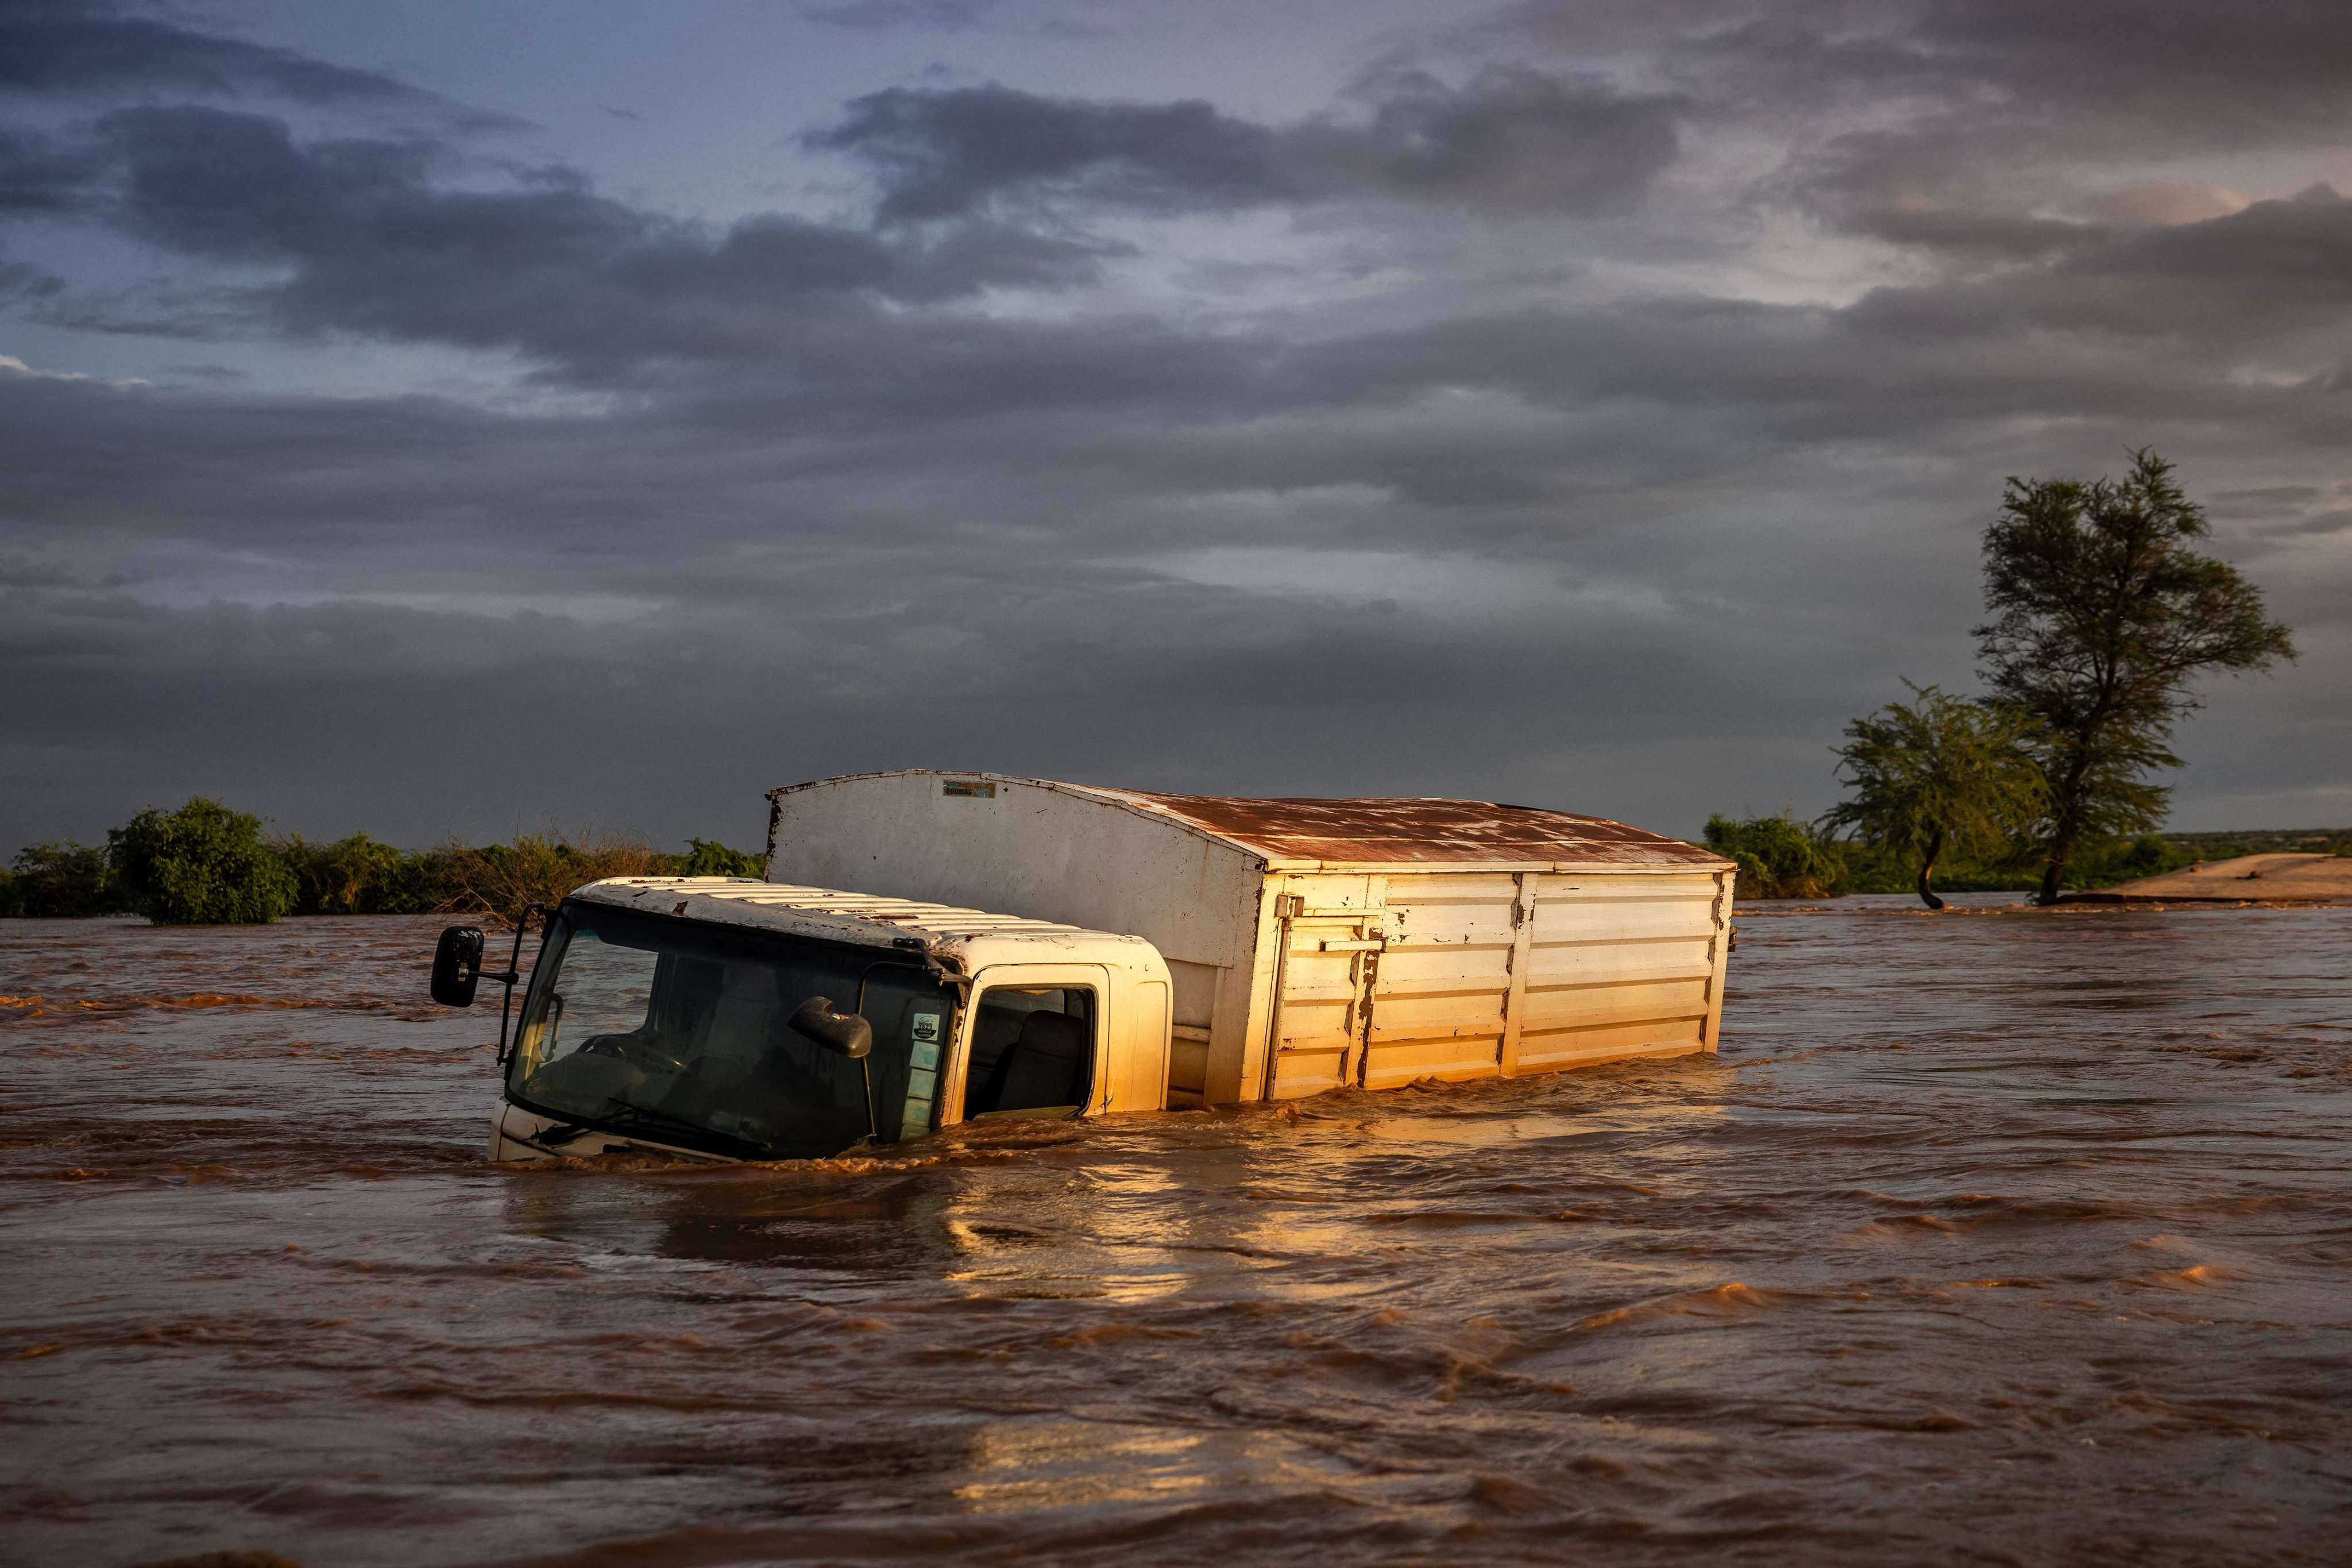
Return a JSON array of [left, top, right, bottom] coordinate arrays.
[[768, 772, 1731, 872], [1073, 785, 1729, 871]]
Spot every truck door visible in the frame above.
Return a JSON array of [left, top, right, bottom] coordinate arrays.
[[945, 965, 1109, 1125]]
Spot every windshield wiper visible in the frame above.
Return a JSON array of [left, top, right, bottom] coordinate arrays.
[[515, 1099, 748, 1156], [581, 1098, 767, 1157]]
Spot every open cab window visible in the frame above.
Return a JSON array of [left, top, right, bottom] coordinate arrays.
[[961, 985, 1096, 1121], [507, 901, 957, 1160]]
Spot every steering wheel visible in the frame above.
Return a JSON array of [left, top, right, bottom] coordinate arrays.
[[580, 1031, 689, 1076]]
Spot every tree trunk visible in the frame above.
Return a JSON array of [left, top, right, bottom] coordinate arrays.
[[2037, 754, 2092, 906], [1917, 828, 1947, 911]]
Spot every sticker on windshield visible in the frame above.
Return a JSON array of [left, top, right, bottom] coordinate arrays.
[[900, 1068, 937, 1140], [898, 1014, 947, 1141]]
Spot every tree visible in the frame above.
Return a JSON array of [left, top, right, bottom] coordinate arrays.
[[109, 798, 297, 925], [1977, 450, 2295, 904], [1820, 682, 2045, 910]]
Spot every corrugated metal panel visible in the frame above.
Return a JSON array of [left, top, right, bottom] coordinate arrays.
[[570, 877, 1114, 948], [1080, 785, 1727, 870], [1361, 872, 1518, 1089], [1512, 872, 1722, 1073]]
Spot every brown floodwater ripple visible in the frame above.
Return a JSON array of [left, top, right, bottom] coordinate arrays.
[[3, 902, 2349, 1566]]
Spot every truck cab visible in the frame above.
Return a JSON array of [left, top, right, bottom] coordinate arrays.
[[443, 878, 1173, 1164]]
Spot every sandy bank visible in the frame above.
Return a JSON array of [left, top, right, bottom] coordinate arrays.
[[2070, 851, 2352, 904]]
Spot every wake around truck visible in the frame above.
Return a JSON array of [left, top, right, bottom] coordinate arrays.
[[432, 773, 1736, 1165]]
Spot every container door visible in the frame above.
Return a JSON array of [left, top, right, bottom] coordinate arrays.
[[1359, 872, 1521, 1089], [1264, 879, 1386, 1098], [1512, 872, 1723, 1073]]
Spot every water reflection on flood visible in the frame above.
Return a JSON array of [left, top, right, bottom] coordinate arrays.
[[3, 899, 2349, 1566]]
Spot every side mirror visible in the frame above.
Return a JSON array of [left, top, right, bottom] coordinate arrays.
[[789, 997, 872, 1059], [431, 925, 485, 1007]]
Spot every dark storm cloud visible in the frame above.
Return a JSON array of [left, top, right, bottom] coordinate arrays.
[[0, 0, 493, 119], [1824, 186, 2352, 375], [1498, 0, 2352, 145], [9, 86, 2348, 486], [1841, 208, 2107, 262], [43, 19, 2330, 428], [10, 193, 2351, 559], [20, 105, 1104, 369], [0, 125, 103, 214], [794, 0, 1009, 33], [1292, 64, 1683, 214], [805, 68, 1683, 221], [1487, 0, 2352, 247], [804, 85, 1299, 221]]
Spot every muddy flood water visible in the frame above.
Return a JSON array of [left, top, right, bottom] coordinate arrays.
[[3, 899, 2350, 1566]]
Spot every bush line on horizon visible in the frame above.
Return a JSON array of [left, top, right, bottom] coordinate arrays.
[[0, 798, 762, 925], [9, 793, 2343, 924]]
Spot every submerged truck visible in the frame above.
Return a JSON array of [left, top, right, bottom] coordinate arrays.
[[431, 773, 1735, 1164]]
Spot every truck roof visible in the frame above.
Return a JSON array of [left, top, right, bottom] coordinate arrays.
[[770, 771, 1731, 871], [567, 876, 1160, 971]]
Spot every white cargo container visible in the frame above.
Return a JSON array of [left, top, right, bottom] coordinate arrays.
[[767, 771, 1736, 1106]]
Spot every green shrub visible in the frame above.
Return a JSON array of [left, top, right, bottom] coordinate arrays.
[[109, 798, 297, 925], [678, 837, 762, 877], [2065, 832, 2193, 889], [1836, 839, 2041, 894], [279, 832, 410, 914], [375, 847, 461, 913], [1704, 812, 1849, 899], [8, 841, 125, 917]]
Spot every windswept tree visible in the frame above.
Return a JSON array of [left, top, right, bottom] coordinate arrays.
[[1978, 451, 2294, 904], [1820, 682, 2044, 910]]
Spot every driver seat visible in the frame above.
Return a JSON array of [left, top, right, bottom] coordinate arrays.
[[976, 1010, 1090, 1114]]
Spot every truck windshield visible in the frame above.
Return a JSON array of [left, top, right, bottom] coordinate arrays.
[[506, 901, 956, 1160]]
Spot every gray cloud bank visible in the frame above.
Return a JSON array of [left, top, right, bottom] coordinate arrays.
[[805, 67, 1683, 221], [3, 0, 2348, 853]]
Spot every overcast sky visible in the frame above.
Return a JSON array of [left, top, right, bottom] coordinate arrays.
[[4, 0, 2348, 856]]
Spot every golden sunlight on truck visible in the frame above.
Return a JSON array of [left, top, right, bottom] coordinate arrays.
[[429, 773, 1736, 1165]]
